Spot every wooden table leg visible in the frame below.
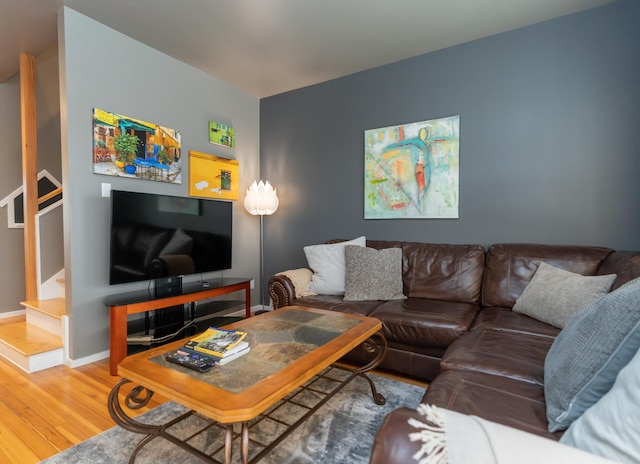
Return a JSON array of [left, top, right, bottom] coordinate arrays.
[[225, 424, 233, 464], [245, 282, 251, 318], [109, 305, 128, 375], [241, 422, 249, 464]]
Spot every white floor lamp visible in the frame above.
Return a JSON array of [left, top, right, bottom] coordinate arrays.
[[244, 180, 279, 311]]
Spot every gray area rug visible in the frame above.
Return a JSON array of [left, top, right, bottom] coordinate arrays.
[[40, 368, 424, 464]]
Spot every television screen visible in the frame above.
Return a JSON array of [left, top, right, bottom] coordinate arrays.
[[109, 190, 232, 285]]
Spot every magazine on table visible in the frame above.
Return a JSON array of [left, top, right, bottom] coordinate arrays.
[[165, 343, 250, 372], [184, 327, 248, 358]]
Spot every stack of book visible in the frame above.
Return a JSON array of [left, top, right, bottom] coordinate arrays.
[[165, 327, 250, 372]]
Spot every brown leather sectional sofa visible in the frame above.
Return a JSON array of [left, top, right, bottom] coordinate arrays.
[[268, 241, 640, 449]]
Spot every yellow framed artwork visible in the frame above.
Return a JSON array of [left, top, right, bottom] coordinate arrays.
[[188, 151, 239, 200]]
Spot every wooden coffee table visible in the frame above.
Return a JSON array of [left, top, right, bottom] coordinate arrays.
[[108, 306, 387, 464]]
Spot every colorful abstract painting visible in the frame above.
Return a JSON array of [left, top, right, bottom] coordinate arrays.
[[364, 115, 459, 219]]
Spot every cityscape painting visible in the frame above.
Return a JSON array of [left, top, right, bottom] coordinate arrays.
[[92, 108, 182, 183]]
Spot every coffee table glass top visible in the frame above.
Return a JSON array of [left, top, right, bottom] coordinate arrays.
[[150, 308, 361, 393]]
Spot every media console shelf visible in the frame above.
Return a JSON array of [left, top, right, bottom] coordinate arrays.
[[105, 278, 251, 375]]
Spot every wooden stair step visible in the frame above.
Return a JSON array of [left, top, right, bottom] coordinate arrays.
[[0, 321, 62, 356], [20, 298, 65, 319], [0, 315, 26, 326]]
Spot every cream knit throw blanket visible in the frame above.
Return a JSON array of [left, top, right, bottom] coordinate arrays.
[[407, 404, 618, 464], [275, 268, 316, 299]]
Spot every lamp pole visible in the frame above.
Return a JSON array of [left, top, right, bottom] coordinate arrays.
[[259, 213, 265, 308], [244, 180, 279, 313]]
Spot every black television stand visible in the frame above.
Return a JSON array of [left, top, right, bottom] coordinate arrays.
[[104, 277, 251, 375]]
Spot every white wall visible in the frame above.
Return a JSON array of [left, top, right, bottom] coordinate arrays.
[[58, 7, 260, 359]]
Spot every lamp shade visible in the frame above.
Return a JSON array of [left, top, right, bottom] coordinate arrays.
[[244, 180, 279, 216]]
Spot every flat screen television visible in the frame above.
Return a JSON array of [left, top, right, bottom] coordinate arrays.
[[109, 190, 232, 285]]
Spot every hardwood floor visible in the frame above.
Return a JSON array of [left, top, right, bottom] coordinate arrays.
[[0, 357, 428, 463], [0, 357, 168, 464]]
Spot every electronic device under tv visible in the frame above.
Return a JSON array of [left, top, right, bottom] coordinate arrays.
[[109, 190, 232, 286]]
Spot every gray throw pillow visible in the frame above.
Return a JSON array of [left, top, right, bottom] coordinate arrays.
[[344, 245, 406, 301], [304, 236, 366, 295], [513, 262, 616, 328], [560, 345, 640, 462], [544, 276, 640, 432]]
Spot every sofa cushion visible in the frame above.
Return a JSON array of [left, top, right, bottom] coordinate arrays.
[[303, 236, 366, 295], [560, 346, 640, 462], [401, 242, 485, 304], [370, 298, 479, 348], [376, 344, 445, 381], [544, 277, 640, 432], [344, 246, 406, 301], [423, 370, 560, 440], [482, 244, 613, 309], [471, 307, 561, 338], [512, 262, 616, 328], [440, 329, 553, 385]]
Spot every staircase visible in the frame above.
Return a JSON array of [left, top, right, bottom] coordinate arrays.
[[0, 54, 67, 373], [0, 183, 66, 373], [0, 303, 64, 372], [0, 279, 66, 373], [0, 189, 66, 373]]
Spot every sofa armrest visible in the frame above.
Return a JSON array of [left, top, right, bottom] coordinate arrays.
[[370, 408, 423, 464], [370, 406, 617, 464], [268, 268, 315, 309]]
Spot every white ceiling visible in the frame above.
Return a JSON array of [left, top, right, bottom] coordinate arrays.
[[1, 0, 617, 98]]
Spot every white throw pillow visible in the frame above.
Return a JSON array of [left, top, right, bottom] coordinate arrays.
[[560, 346, 640, 463], [513, 262, 616, 328], [304, 236, 366, 295]]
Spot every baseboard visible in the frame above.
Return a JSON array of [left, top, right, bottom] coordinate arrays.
[[65, 349, 110, 368], [0, 309, 26, 318], [227, 305, 272, 317]]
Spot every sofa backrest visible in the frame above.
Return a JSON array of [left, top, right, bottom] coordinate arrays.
[[482, 243, 613, 309], [597, 251, 640, 290], [401, 242, 485, 304]]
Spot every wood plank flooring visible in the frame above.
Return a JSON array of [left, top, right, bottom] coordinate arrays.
[[0, 356, 427, 463], [0, 357, 168, 464]]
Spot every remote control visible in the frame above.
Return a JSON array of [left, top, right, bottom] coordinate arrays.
[[165, 349, 216, 373]]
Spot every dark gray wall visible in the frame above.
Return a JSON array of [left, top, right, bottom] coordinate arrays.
[[260, 1, 640, 289]]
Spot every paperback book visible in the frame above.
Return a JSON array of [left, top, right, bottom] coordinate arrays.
[[184, 327, 248, 358]]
